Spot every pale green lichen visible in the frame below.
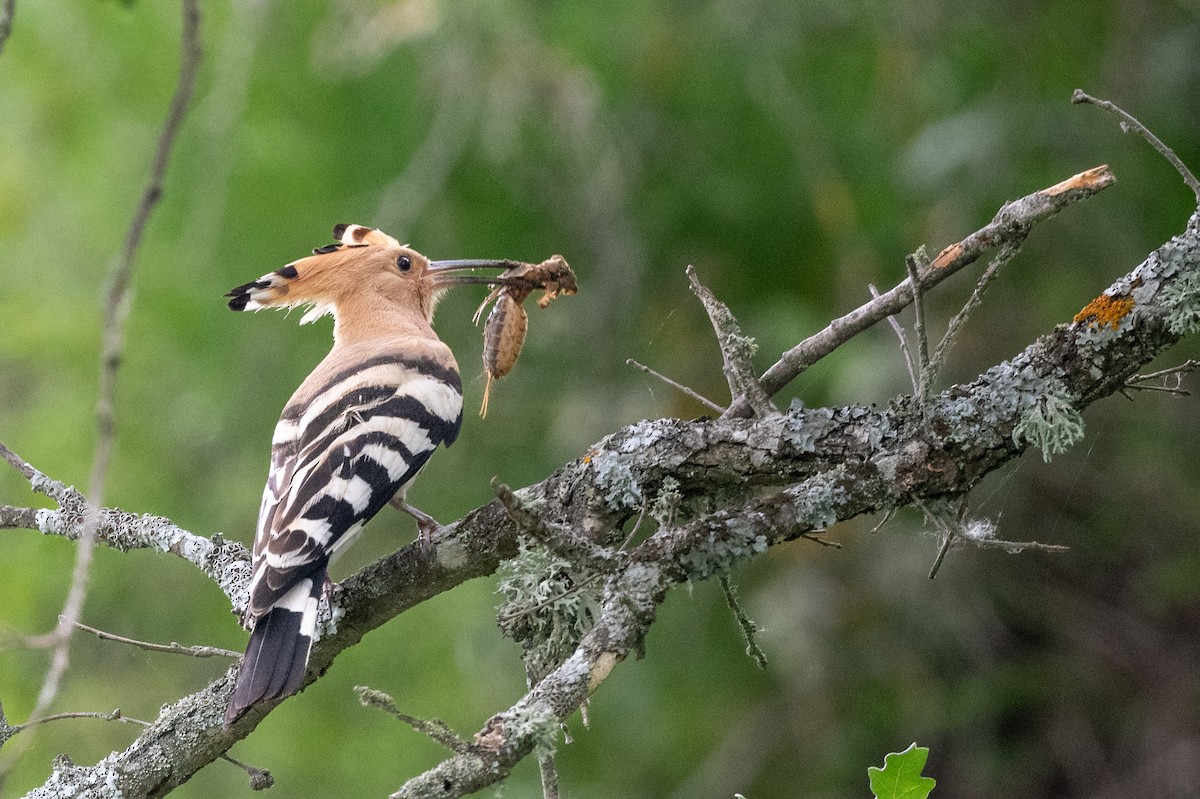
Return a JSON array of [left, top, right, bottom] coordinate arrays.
[[1160, 267, 1200, 335], [497, 539, 598, 682], [1012, 384, 1084, 462], [780, 405, 837, 452], [1122, 230, 1200, 334], [502, 700, 561, 757], [589, 450, 643, 510], [33, 753, 127, 799], [789, 471, 845, 531], [650, 476, 681, 528], [678, 516, 769, 582], [930, 359, 1084, 458]]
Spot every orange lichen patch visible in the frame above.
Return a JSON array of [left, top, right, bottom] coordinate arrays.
[[1074, 292, 1134, 329], [1041, 164, 1115, 197], [931, 242, 964, 270]]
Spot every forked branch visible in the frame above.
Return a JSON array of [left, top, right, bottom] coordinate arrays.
[[724, 164, 1117, 418]]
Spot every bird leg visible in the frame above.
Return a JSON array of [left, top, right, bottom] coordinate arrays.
[[389, 495, 441, 549]]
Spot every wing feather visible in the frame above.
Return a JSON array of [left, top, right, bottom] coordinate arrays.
[[244, 352, 462, 618]]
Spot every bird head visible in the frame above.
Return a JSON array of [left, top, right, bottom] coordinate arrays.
[[227, 223, 517, 328]]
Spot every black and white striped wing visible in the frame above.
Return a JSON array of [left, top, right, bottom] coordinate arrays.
[[248, 353, 463, 616], [226, 353, 462, 724]]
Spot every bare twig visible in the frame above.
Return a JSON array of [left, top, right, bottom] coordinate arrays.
[[355, 686, 472, 755], [70, 618, 240, 659], [1124, 359, 1199, 395], [869, 283, 919, 393], [869, 508, 898, 534], [0, 0, 15, 59], [6, 707, 150, 738], [0, 442, 34, 483], [904, 250, 932, 408], [5, 0, 203, 763], [1073, 89, 1200, 204], [800, 533, 842, 548], [927, 243, 1019, 384], [619, 499, 651, 550], [928, 534, 954, 580], [914, 497, 964, 580], [0, 505, 39, 530], [221, 753, 275, 791], [522, 660, 568, 797], [917, 497, 1069, 579], [535, 745, 561, 799], [627, 358, 725, 414], [724, 165, 1116, 418], [687, 266, 777, 417], [0, 441, 68, 504]]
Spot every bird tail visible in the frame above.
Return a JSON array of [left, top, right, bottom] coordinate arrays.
[[225, 572, 323, 726]]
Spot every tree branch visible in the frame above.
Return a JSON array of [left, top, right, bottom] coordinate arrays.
[[17, 193, 1194, 797], [1073, 89, 1200, 203], [723, 164, 1117, 418], [688, 265, 776, 417], [0, 451, 250, 606], [0, 0, 14, 59], [69, 619, 240, 660]]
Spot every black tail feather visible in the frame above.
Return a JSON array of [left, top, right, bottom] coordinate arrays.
[[225, 578, 320, 726]]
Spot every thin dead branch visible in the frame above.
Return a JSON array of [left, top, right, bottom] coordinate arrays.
[[1124, 359, 1199, 395], [869, 283, 920, 393], [627, 358, 725, 414], [70, 619, 240, 660], [903, 250, 932, 409], [719, 576, 768, 670], [0, 505, 39, 531], [927, 242, 1019, 385], [355, 686, 472, 755], [1073, 89, 1200, 204], [724, 164, 1116, 418], [494, 480, 616, 570]]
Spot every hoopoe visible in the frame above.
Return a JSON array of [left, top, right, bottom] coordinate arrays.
[[223, 224, 514, 726]]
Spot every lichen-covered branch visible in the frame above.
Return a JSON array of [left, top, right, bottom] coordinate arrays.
[[687, 265, 776, 416], [389, 562, 659, 799], [0, 448, 250, 607], [13, 200, 1200, 797]]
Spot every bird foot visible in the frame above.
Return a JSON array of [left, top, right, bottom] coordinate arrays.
[[390, 496, 441, 553]]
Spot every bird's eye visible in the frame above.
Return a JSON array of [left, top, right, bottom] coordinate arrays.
[[397, 255, 412, 272]]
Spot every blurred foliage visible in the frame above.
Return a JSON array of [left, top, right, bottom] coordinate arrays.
[[2, 1, 1199, 797]]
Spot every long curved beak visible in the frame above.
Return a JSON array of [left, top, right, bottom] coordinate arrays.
[[429, 258, 519, 287]]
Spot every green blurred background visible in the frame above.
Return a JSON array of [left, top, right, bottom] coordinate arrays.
[[2, 1, 1200, 796]]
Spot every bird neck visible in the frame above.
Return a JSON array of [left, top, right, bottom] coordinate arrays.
[[330, 291, 437, 346]]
